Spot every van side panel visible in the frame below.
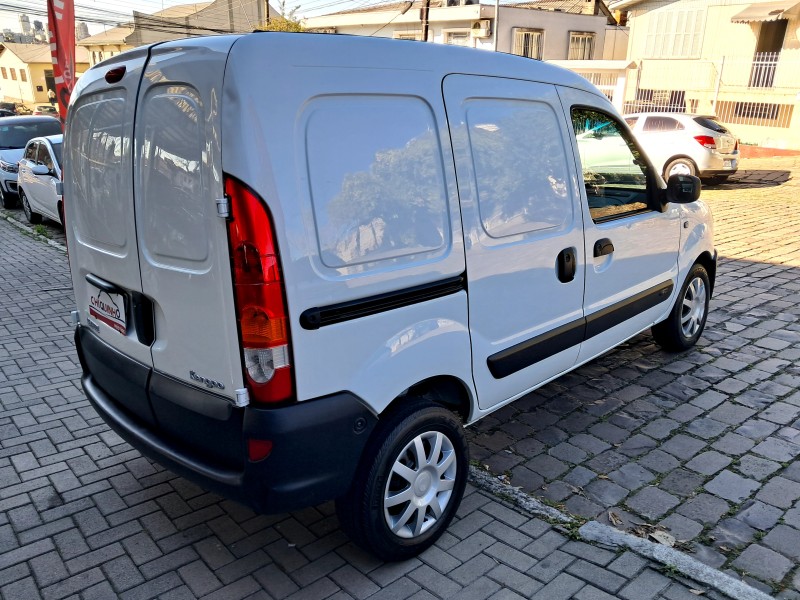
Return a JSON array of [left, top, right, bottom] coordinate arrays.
[[222, 35, 475, 413]]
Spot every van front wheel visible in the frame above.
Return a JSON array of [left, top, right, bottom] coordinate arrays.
[[652, 264, 710, 351], [336, 402, 468, 561]]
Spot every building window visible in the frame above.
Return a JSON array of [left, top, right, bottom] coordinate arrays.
[[568, 32, 595, 59], [1, 67, 6, 79], [20, 69, 27, 82], [444, 31, 471, 46], [512, 28, 543, 59], [645, 9, 704, 58], [393, 31, 423, 41], [10, 68, 17, 81]]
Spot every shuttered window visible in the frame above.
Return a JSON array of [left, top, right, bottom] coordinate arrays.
[[512, 28, 544, 60]]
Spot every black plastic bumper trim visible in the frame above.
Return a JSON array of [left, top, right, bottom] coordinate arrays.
[[488, 279, 674, 379], [300, 273, 466, 330]]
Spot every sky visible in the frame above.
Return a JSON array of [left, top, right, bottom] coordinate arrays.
[[0, 0, 376, 36]]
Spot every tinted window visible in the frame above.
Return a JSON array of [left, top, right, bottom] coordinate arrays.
[[50, 142, 62, 167], [69, 95, 129, 249], [0, 120, 62, 148], [36, 143, 53, 170], [693, 116, 727, 133], [139, 85, 207, 265], [642, 116, 684, 132], [305, 95, 448, 269], [572, 108, 651, 222], [466, 99, 573, 238], [23, 141, 37, 161]]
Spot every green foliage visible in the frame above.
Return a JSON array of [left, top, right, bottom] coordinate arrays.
[[258, 0, 304, 32]]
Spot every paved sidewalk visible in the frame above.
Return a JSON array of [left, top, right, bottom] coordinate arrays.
[[1, 158, 795, 599]]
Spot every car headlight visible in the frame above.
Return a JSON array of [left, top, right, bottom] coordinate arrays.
[[0, 160, 18, 173]]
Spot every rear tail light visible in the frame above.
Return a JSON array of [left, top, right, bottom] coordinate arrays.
[[694, 135, 716, 150], [225, 175, 294, 405]]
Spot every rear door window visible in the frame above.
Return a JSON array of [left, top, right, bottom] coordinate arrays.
[[693, 117, 728, 133], [642, 116, 684, 132]]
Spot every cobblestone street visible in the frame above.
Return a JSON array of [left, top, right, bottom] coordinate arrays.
[[1, 156, 798, 599], [468, 156, 800, 595]]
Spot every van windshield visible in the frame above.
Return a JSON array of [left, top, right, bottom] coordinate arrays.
[[0, 120, 62, 149]]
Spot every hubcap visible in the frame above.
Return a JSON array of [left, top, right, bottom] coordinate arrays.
[[680, 276, 707, 338], [668, 162, 692, 177], [383, 431, 457, 539], [22, 195, 31, 219]]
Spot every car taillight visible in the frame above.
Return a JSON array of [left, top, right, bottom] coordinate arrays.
[[225, 175, 293, 405], [694, 135, 716, 150], [734, 139, 739, 151]]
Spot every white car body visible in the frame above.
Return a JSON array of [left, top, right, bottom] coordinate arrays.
[[63, 33, 716, 559], [17, 134, 63, 225], [623, 113, 739, 181], [0, 116, 62, 208]]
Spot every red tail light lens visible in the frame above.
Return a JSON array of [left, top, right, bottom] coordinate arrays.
[[694, 135, 716, 149], [225, 175, 293, 405]]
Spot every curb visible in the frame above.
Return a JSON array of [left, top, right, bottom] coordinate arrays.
[[1, 213, 67, 253], [468, 466, 772, 600]]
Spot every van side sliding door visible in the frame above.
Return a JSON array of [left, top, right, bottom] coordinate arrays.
[[443, 75, 586, 411]]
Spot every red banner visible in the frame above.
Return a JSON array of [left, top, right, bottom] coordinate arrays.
[[47, 0, 75, 123]]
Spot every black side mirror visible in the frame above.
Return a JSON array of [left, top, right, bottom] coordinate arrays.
[[666, 174, 701, 204]]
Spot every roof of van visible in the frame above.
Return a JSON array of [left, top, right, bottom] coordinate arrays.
[[154, 32, 604, 99]]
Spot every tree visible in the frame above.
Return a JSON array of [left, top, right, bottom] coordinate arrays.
[[257, 0, 304, 32]]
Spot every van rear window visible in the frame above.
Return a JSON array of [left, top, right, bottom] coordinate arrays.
[[69, 95, 129, 249]]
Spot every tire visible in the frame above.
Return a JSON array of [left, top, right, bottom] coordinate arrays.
[[664, 158, 697, 179], [0, 187, 15, 209], [20, 189, 42, 225], [336, 401, 468, 561], [652, 263, 710, 351]]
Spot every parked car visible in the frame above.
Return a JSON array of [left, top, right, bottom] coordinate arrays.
[[0, 116, 62, 208], [33, 105, 59, 117], [0, 109, 15, 118], [17, 134, 63, 225], [623, 112, 739, 183], [0, 101, 31, 115], [64, 33, 714, 561]]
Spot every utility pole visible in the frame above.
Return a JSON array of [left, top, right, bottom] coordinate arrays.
[[266, 0, 270, 24], [421, 0, 431, 42]]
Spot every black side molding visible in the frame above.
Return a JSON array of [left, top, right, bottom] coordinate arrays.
[[488, 279, 674, 379], [300, 274, 466, 330]]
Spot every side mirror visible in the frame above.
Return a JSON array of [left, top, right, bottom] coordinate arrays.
[[31, 164, 50, 176], [666, 174, 701, 204]]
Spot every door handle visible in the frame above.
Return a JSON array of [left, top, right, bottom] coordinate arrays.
[[593, 238, 615, 257], [556, 247, 576, 283]]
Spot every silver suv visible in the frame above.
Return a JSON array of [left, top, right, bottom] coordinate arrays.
[[0, 115, 62, 208], [624, 113, 739, 183]]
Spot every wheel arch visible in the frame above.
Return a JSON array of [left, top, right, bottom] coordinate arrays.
[[384, 375, 473, 424], [694, 250, 716, 297]]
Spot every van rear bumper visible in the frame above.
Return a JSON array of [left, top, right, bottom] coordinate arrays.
[[75, 326, 377, 514]]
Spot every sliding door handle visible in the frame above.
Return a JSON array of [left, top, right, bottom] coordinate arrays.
[[556, 247, 576, 283], [594, 238, 615, 257]]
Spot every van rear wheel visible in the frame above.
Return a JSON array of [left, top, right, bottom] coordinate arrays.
[[652, 263, 710, 351], [336, 401, 468, 561]]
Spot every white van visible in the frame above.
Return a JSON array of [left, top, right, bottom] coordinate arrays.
[[64, 32, 715, 561]]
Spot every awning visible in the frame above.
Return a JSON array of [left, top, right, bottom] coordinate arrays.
[[731, 0, 800, 23]]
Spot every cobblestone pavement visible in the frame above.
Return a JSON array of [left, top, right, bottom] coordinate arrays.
[[468, 156, 800, 596], [0, 157, 796, 600]]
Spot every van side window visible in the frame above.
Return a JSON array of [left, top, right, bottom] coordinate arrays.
[[305, 96, 448, 269], [571, 108, 651, 222], [466, 99, 573, 238]]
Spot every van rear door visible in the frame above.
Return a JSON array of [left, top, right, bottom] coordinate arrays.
[[133, 38, 244, 403], [66, 49, 153, 369]]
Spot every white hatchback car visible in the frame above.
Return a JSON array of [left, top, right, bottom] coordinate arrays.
[[623, 113, 739, 183], [17, 134, 63, 225]]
